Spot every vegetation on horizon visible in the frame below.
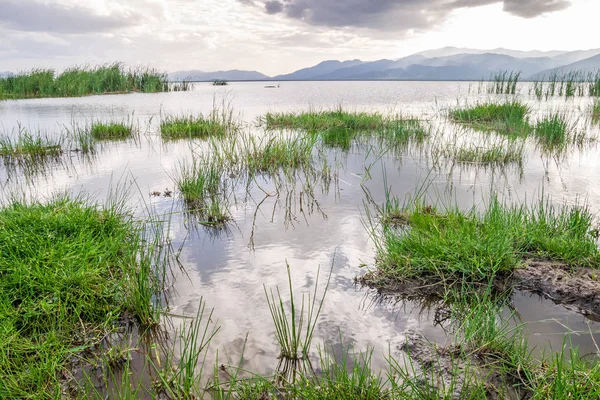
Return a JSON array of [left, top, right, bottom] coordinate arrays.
[[0, 63, 169, 100]]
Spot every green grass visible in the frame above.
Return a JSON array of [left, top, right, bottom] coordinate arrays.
[[89, 121, 133, 140], [264, 109, 427, 151], [454, 145, 523, 165], [244, 135, 315, 174], [176, 157, 230, 225], [264, 263, 331, 361], [0, 130, 62, 157], [449, 101, 530, 136], [160, 114, 231, 140], [374, 197, 600, 283], [0, 63, 168, 100], [533, 113, 569, 146], [439, 141, 525, 167], [592, 99, 600, 123], [0, 196, 168, 398], [160, 99, 240, 141]]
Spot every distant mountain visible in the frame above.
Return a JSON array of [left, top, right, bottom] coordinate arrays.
[[0, 71, 14, 78], [168, 47, 600, 82], [414, 46, 585, 60], [169, 69, 269, 81], [312, 59, 395, 80], [272, 59, 363, 80], [533, 54, 600, 78]]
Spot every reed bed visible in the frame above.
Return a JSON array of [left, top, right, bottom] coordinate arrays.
[[0, 63, 169, 100], [531, 70, 600, 100], [488, 71, 521, 95]]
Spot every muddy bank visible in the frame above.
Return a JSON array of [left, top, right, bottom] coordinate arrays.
[[398, 331, 530, 399], [514, 259, 600, 321], [359, 258, 600, 320]]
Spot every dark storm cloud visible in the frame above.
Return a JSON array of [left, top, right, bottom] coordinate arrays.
[[503, 0, 571, 18], [255, 0, 571, 31], [0, 0, 138, 34], [265, 1, 284, 14]]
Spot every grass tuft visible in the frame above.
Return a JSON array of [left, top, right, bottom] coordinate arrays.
[[0, 196, 168, 397], [0, 129, 62, 158], [89, 121, 133, 140], [375, 196, 600, 283], [264, 262, 331, 361], [449, 101, 530, 136], [264, 109, 426, 151]]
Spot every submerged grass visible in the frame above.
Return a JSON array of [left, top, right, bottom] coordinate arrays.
[[89, 121, 133, 141], [161, 115, 228, 140], [592, 99, 600, 124], [176, 156, 230, 225], [161, 103, 239, 140], [0, 130, 63, 157], [0, 196, 168, 398], [264, 109, 427, 151], [374, 196, 600, 283], [0, 63, 168, 100], [436, 140, 525, 168], [449, 101, 530, 136], [533, 113, 569, 146]]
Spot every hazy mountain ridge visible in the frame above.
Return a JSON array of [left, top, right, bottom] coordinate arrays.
[[169, 69, 269, 81], [168, 47, 600, 81]]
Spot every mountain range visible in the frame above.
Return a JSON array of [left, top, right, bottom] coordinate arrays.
[[169, 47, 600, 82]]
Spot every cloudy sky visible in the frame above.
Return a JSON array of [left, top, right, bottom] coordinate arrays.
[[0, 0, 598, 75]]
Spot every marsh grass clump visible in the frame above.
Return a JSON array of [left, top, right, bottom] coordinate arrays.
[[176, 157, 230, 225], [264, 109, 427, 150], [0, 63, 168, 100], [161, 115, 227, 140], [89, 121, 134, 141], [161, 104, 239, 140], [264, 109, 388, 131], [0, 129, 63, 158], [453, 142, 524, 166], [533, 113, 569, 146], [374, 197, 600, 284], [449, 102, 530, 136], [0, 196, 167, 398], [244, 135, 316, 174], [592, 99, 600, 124]]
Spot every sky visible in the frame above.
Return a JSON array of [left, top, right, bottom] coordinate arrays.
[[0, 0, 599, 76]]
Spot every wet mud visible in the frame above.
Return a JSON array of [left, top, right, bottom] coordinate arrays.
[[398, 331, 530, 400], [360, 257, 600, 320]]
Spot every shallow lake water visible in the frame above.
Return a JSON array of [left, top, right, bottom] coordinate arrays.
[[1, 81, 599, 385]]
